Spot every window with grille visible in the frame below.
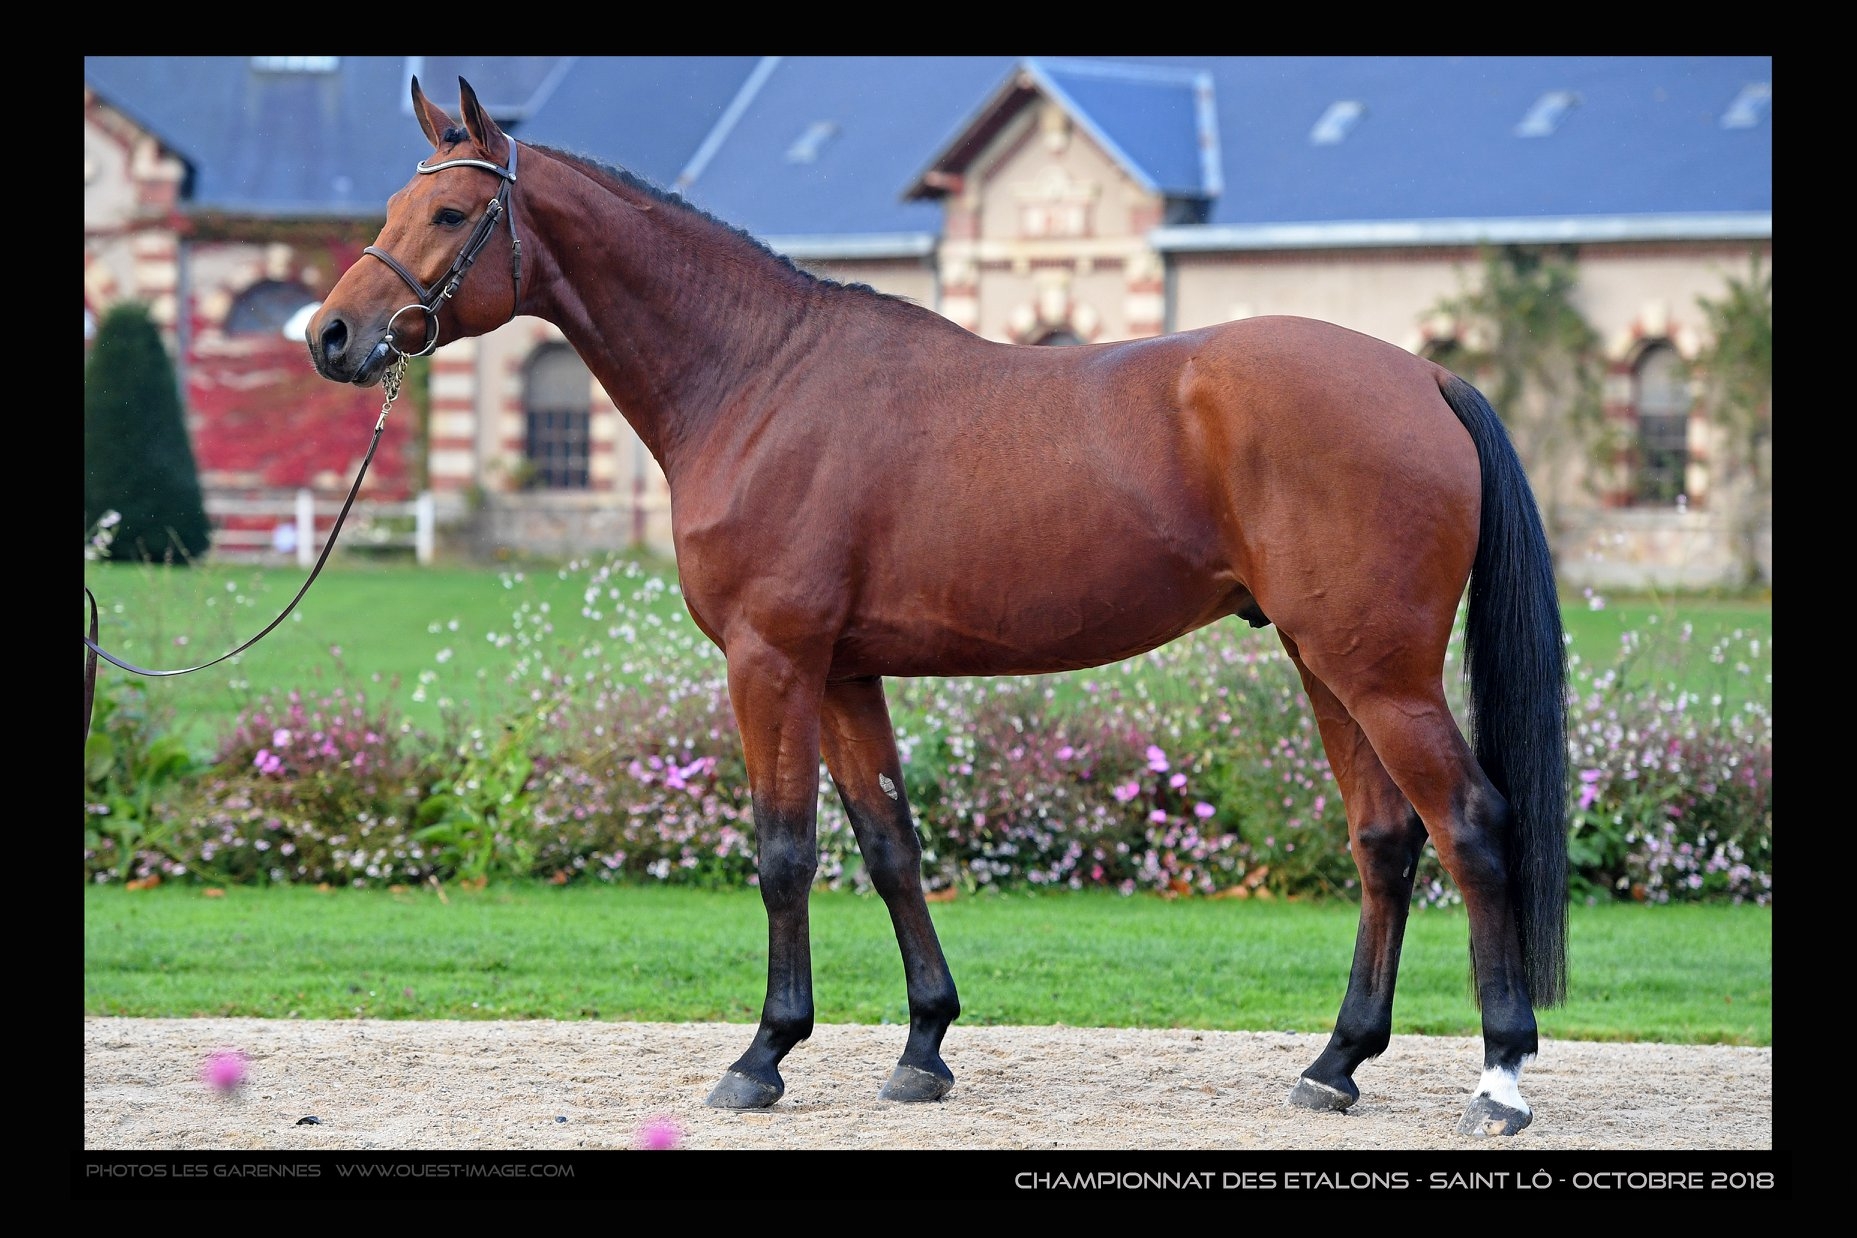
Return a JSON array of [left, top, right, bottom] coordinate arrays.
[[1633, 343, 1690, 506], [523, 344, 591, 489]]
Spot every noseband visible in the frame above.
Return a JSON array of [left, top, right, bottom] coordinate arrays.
[[362, 141, 522, 358]]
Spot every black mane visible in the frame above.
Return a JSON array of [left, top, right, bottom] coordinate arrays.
[[532, 143, 915, 306]]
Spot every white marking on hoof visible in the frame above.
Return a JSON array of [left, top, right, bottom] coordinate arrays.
[[1292, 1077, 1352, 1104], [1472, 1062, 1533, 1114], [878, 773, 898, 800]]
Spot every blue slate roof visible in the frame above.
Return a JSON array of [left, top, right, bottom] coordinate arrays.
[[84, 55, 1771, 252], [82, 55, 763, 216], [666, 56, 1013, 247], [1169, 54, 1771, 225]]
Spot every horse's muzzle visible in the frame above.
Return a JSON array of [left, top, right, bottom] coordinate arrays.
[[351, 338, 397, 387]]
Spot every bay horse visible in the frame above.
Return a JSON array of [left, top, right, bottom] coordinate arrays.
[[306, 77, 1570, 1138]]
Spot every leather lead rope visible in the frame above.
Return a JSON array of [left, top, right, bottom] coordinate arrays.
[[84, 357, 406, 743], [84, 141, 523, 745]]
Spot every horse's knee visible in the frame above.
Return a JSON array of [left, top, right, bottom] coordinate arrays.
[[857, 824, 924, 899], [1350, 813, 1425, 893], [1352, 813, 1423, 865], [755, 826, 818, 911]]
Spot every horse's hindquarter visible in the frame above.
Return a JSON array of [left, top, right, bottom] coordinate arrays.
[[1181, 318, 1483, 644]]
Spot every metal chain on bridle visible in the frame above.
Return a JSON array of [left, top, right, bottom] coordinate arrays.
[[83, 142, 522, 744]]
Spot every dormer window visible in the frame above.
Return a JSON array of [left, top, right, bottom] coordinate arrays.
[[1721, 83, 1771, 129], [786, 122, 839, 164], [1310, 101, 1365, 145], [249, 57, 339, 74], [1516, 91, 1579, 137]]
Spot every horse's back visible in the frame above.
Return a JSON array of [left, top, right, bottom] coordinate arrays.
[[1161, 315, 1462, 449], [930, 314, 1470, 486]]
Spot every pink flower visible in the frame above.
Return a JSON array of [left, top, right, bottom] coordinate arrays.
[[636, 1116, 681, 1150], [1146, 745, 1170, 772], [1193, 802, 1216, 819], [664, 757, 712, 791], [201, 1049, 248, 1093], [1149, 809, 1168, 824], [1169, 773, 1187, 789], [1055, 746, 1075, 761], [1578, 769, 1602, 810], [1112, 781, 1140, 803]]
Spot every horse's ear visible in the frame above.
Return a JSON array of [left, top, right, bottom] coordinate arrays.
[[410, 75, 454, 148], [456, 77, 511, 165]]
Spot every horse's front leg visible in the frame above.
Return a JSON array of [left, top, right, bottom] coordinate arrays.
[[704, 632, 828, 1110], [821, 676, 959, 1101]]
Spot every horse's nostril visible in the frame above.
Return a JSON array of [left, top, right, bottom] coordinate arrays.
[[318, 317, 349, 361]]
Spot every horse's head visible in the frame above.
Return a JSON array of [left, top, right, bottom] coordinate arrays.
[[307, 76, 523, 387]]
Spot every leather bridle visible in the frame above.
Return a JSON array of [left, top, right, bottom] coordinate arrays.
[[362, 141, 522, 359], [83, 143, 523, 745]]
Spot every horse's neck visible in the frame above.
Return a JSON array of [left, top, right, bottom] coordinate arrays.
[[523, 166, 816, 479]]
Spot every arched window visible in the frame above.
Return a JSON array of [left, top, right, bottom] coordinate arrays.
[[1633, 342, 1690, 505], [523, 343, 591, 489], [226, 279, 318, 336]]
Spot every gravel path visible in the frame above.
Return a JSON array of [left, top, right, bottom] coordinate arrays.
[[84, 1017, 1772, 1153]]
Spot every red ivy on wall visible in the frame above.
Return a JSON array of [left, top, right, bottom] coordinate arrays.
[[186, 329, 414, 501]]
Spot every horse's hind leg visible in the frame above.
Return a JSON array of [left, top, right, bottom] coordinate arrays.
[[1307, 652, 1541, 1136], [821, 676, 960, 1101], [1280, 644, 1429, 1116]]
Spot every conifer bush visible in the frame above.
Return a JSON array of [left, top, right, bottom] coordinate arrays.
[[84, 302, 211, 564]]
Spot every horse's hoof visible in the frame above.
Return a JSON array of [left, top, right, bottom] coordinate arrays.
[[1457, 1093, 1532, 1136], [1288, 1075, 1357, 1112], [704, 1069, 783, 1110], [879, 1063, 954, 1102]]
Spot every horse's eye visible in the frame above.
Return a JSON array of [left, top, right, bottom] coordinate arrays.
[[434, 208, 467, 228]]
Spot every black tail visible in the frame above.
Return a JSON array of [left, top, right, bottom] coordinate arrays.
[[1438, 374, 1570, 1008]]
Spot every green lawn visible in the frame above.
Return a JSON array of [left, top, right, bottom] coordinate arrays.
[[83, 882, 1770, 1046], [84, 556, 687, 751], [84, 556, 1771, 755]]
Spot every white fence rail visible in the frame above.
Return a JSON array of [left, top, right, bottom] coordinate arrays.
[[205, 490, 435, 565]]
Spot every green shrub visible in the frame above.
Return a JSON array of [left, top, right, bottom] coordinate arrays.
[[84, 302, 211, 564], [83, 682, 198, 881]]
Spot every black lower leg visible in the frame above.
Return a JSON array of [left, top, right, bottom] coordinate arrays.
[[1294, 814, 1425, 1110], [833, 784, 958, 1099], [707, 809, 816, 1108]]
